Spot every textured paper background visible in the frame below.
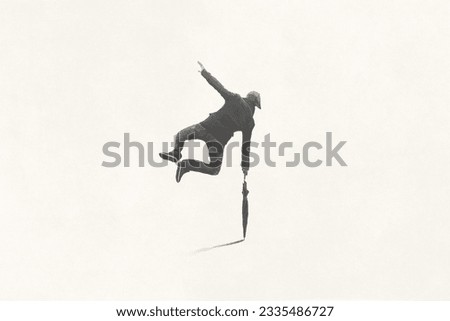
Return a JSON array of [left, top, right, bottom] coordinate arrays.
[[1, 0, 449, 299]]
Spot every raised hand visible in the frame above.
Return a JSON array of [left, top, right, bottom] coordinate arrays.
[[197, 61, 206, 72]]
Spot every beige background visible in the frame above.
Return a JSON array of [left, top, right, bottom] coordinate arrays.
[[1, 0, 449, 299]]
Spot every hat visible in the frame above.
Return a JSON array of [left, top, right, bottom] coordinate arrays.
[[247, 91, 261, 109]]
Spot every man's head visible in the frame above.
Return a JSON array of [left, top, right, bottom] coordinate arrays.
[[246, 91, 261, 109]]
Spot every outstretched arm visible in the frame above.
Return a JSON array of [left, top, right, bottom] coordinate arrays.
[[197, 61, 236, 100]]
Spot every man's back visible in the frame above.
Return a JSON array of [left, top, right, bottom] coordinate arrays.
[[199, 70, 255, 145]]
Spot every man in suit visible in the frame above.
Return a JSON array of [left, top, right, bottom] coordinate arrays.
[[160, 62, 261, 182]]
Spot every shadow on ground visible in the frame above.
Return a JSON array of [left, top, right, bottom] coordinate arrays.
[[193, 239, 245, 254]]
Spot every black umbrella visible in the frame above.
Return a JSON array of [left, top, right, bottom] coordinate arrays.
[[242, 174, 249, 239], [193, 173, 249, 254]]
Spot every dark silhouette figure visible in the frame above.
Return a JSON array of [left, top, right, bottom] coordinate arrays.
[[160, 61, 261, 182]]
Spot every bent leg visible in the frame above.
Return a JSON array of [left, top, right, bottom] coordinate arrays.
[[181, 159, 222, 176], [180, 140, 223, 176], [161, 123, 203, 162], [173, 123, 207, 156], [174, 128, 224, 182]]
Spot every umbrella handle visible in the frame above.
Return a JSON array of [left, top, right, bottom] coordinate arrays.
[[242, 179, 249, 196]]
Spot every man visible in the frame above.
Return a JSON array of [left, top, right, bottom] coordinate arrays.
[[160, 61, 261, 182]]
